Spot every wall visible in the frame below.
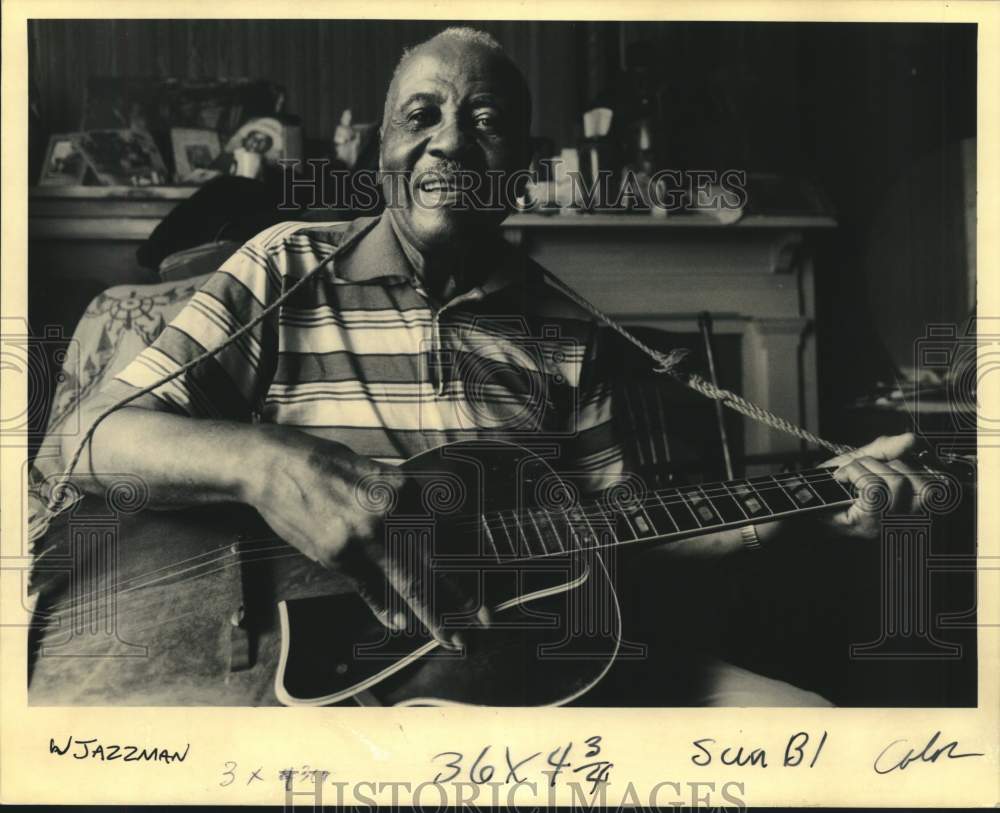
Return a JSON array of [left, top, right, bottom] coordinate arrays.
[[29, 19, 581, 156]]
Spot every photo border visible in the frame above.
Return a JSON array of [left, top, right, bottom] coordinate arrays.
[[2, 0, 997, 807]]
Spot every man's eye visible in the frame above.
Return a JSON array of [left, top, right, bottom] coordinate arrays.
[[474, 112, 502, 132], [406, 109, 438, 128]]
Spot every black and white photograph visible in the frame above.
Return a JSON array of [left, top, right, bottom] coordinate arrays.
[[73, 128, 170, 186], [21, 15, 981, 706], [37, 132, 87, 186], [169, 126, 222, 183], [4, 4, 997, 808]]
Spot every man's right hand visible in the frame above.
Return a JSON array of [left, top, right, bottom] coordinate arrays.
[[241, 424, 489, 648]]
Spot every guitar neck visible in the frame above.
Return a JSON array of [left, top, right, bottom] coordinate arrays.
[[481, 467, 855, 561]]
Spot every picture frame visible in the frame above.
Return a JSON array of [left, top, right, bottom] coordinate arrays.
[[38, 133, 88, 186], [223, 116, 302, 164], [81, 76, 283, 166], [74, 128, 169, 186], [170, 127, 222, 182]]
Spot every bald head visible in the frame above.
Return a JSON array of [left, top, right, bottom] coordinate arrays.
[[382, 27, 531, 136]]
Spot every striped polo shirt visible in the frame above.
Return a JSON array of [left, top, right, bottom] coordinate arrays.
[[105, 214, 623, 492]]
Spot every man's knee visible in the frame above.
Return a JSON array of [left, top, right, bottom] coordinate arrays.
[[697, 658, 834, 707]]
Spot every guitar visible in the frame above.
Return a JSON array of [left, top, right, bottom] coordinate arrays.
[[27, 439, 961, 707]]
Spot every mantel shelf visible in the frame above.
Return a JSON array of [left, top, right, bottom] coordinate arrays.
[[504, 212, 837, 229], [29, 185, 837, 241], [31, 185, 197, 200]]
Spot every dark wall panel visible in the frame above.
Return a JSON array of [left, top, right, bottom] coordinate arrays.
[[29, 19, 580, 150]]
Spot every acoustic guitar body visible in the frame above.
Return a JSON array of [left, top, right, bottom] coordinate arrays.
[[28, 440, 621, 707]]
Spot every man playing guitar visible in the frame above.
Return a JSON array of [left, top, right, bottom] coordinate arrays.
[[51, 27, 934, 707]]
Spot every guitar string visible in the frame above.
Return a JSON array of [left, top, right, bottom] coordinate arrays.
[[444, 459, 947, 533], [38, 469, 861, 614], [51, 455, 950, 622], [40, 480, 854, 622], [444, 468, 858, 531], [44, 467, 854, 588], [39, 549, 302, 615], [41, 456, 946, 617], [36, 466, 850, 578]]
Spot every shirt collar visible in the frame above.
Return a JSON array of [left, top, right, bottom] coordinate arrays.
[[316, 213, 527, 299]]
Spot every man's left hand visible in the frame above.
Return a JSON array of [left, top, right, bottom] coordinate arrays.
[[819, 432, 931, 540]]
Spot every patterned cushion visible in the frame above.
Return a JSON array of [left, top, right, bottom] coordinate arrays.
[[28, 273, 212, 537]]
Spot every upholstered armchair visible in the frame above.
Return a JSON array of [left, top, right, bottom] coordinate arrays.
[[28, 271, 214, 537]]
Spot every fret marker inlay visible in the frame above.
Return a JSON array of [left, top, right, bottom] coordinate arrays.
[[631, 510, 652, 534], [784, 475, 816, 505], [733, 484, 766, 516], [684, 490, 718, 524]]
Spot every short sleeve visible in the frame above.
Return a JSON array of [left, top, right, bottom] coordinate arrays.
[[100, 223, 295, 420]]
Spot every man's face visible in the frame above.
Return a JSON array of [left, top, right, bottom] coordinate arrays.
[[380, 39, 529, 254]]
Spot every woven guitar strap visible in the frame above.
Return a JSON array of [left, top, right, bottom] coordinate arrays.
[[538, 267, 856, 458]]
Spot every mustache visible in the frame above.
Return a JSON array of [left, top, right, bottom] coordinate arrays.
[[412, 162, 474, 188]]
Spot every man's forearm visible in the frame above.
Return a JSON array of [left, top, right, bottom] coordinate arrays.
[[652, 527, 746, 558], [647, 517, 800, 559], [60, 404, 262, 508]]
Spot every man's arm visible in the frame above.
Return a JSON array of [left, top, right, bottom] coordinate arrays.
[[63, 397, 399, 580], [55, 219, 486, 646], [64, 402, 262, 507], [62, 398, 484, 647]]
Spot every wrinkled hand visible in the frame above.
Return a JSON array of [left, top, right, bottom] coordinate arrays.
[[820, 432, 931, 540], [242, 425, 488, 647]]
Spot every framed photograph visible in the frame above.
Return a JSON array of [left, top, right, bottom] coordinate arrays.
[[223, 116, 302, 164], [81, 76, 283, 163], [74, 128, 169, 186], [37, 133, 87, 186], [82, 76, 280, 134], [170, 127, 222, 182]]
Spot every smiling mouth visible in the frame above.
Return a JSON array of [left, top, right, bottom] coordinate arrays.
[[417, 178, 461, 192]]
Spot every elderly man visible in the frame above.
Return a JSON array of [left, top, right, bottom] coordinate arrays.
[[65, 27, 928, 706]]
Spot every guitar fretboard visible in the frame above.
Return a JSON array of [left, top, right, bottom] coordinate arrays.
[[478, 467, 855, 561]]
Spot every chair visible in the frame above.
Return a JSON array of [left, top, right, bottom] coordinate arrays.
[[28, 271, 212, 536]]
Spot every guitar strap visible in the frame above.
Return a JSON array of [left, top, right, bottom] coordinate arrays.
[[538, 268, 975, 473], [537, 267, 856, 457]]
